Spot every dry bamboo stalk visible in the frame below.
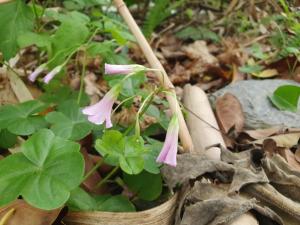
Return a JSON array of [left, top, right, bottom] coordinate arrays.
[[183, 85, 259, 225], [183, 84, 223, 159], [0, 0, 11, 4], [113, 0, 193, 153]]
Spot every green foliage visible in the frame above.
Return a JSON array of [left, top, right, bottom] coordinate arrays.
[[46, 100, 92, 141], [39, 86, 89, 107], [0, 129, 17, 149], [95, 130, 146, 174], [269, 85, 300, 112], [0, 0, 34, 60], [0, 129, 84, 210], [239, 64, 264, 74], [249, 44, 268, 60], [142, 0, 183, 37], [67, 187, 135, 212], [17, 32, 51, 51], [63, 0, 109, 10], [48, 17, 90, 68], [176, 26, 220, 43], [123, 170, 162, 201], [106, 71, 147, 98], [0, 100, 48, 136], [143, 137, 163, 174]]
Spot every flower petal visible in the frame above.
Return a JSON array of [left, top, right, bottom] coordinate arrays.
[[28, 64, 46, 82], [43, 65, 63, 84]]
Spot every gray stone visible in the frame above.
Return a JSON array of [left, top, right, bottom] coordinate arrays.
[[210, 79, 300, 129]]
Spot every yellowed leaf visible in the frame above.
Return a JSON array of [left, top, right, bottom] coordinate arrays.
[[252, 69, 278, 78]]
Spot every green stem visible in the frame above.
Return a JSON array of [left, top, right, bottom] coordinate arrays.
[[82, 158, 103, 182], [77, 53, 87, 104], [96, 166, 119, 188], [32, 0, 40, 31]]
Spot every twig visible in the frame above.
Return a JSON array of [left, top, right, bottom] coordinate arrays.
[[113, 0, 194, 153]]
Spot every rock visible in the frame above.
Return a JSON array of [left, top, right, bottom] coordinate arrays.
[[210, 80, 300, 129]]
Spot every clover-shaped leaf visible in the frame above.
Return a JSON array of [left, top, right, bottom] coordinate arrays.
[[46, 100, 92, 141], [269, 85, 300, 112], [0, 100, 47, 135], [123, 170, 162, 201], [95, 130, 145, 174], [0, 129, 84, 210], [0, 129, 17, 149], [67, 187, 135, 212]]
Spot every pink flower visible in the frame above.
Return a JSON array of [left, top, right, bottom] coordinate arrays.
[[43, 65, 63, 84], [105, 63, 146, 75], [156, 115, 179, 167], [28, 64, 46, 82], [82, 85, 121, 128]]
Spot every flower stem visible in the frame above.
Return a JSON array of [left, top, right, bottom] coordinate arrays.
[[77, 53, 87, 104], [82, 158, 103, 182], [96, 166, 119, 188]]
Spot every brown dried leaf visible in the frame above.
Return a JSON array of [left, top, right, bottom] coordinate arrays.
[[215, 93, 245, 134], [243, 127, 282, 140], [182, 41, 218, 64], [169, 62, 191, 85], [285, 149, 300, 171], [295, 147, 300, 163], [254, 133, 300, 148], [0, 70, 18, 105], [0, 200, 61, 225]]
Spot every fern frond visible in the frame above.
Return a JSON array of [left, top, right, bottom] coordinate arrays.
[[143, 0, 171, 37]]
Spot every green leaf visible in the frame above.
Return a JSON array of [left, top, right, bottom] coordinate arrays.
[[143, 138, 162, 174], [47, 19, 89, 68], [46, 100, 92, 141], [123, 171, 162, 201], [39, 86, 89, 106], [0, 0, 34, 60], [67, 187, 97, 211], [143, 0, 171, 37], [269, 85, 300, 112], [0, 129, 17, 149], [239, 64, 264, 74], [176, 26, 220, 43], [106, 71, 147, 97], [95, 131, 145, 174], [95, 195, 135, 212], [86, 41, 116, 58], [0, 100, 47, 135], [0, 129, 84, 210], [249, 43, 268, 60], [18, 32, 51, 50], [67, 187, 135, 212]]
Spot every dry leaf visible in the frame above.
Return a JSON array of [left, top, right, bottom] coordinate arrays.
[[0, 70, 18, 105], [285, 149, 300, 171], [252, 69, 278, 78], [182, 41, 218, 64], [295, 147, 300, 163], [0, 200, 61, 225], [215, 93, 245, 133], [242, 127, 281, 140], [254, 133, 300, 148]]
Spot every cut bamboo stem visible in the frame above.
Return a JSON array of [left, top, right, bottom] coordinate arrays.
[[183, 85, 259, 225], [183, 84, 223, 159], [113, 0, 193, 153]]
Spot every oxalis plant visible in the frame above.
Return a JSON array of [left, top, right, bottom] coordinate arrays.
[[0, 63, 180, 211], [0, 0, 181, 212]]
